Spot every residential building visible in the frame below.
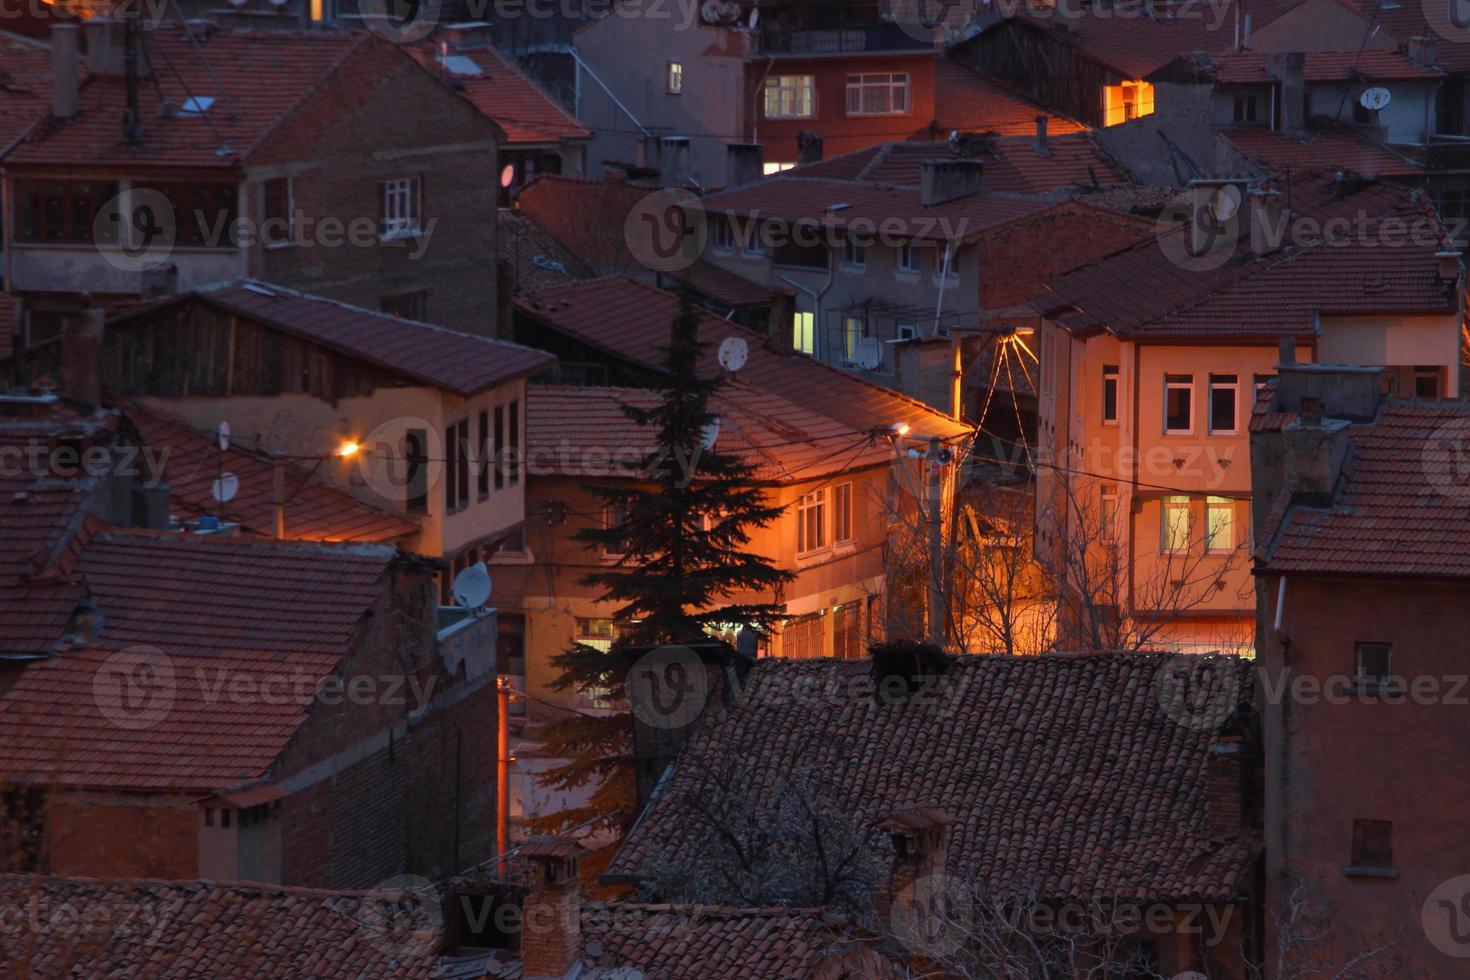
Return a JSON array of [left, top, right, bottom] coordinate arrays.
[[607, 646, 1262, 978], [94, 279, 555, 595], [1251, 361, 1470, 978], [1030, 173, 1464, 654], [505, 276, 970, 704], [1, 23, 503, 339], [0, 394, 499, 887]]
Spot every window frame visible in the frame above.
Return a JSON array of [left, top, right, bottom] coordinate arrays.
[[834, 482, 854, 546], [260, 176, 293, 249], [711, 217, 735, 253], [845, 73, 911, 117], [1205, 495, 1234, 554], [764, 75, 816, 120], [1208, 373, 1239, 435], [1161, 495, 1191, 554], [1102, 364, 1119, 425], [1164, 373, 1194, 434], [796, 488, 829, 556], [740, 221, 766, 257], [897, 241, 921, 275], [1354, 642, 1394, 690], [841, 238, 866, 270], [666, 61, 683, 94], [1349, 819, 1395, 872], [379, 176, 422, 240], [792, 311, 815, 356]]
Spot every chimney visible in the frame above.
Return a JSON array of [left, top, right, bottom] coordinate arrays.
[[51, 23, 80, 119], [1278, 337, 1296, 367], [85, 18, 149, 77], [874, 808, 958, 939], [797, 130, 823, 166], [519, 837, 583, 980], [60, 308, 104, 410], [1408, 35, 1438, 68], [1266, 52, 1305, 132], [1033, 115, 1050, 156], [726, 143, 764, 188], [1437, 250, 1463, 286], [1206, 736, 1245, 836], [920, 159, 985, 207], [656, 136, 691, 189], [1248, 185, 1284, 256]]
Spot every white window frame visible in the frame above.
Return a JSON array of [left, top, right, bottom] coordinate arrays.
[[741, 222, 766, 257], [845, 73, 910, 117], [792, 311, 815, 356], [1102, 364, 1119, 426], [1164, 374, 1194, 435], [764, 75, 815, 120], [380, 176, 421, 240], [1100, 483, 1119, 536], [1205, 496, 1234, 554], [711, 218, 735, 253], [797, 488, 829, 556], [935, 245, 959, 283], [833, 482, 854, 546], [667, 61, 683, 94], [1208, 373, 1239, 435], [896, 323, 918, 341], [762, 161, 796, 176], [1162, 495, 1191, 554], [841, 238, 865, 269], [897, 242, 921, 275]]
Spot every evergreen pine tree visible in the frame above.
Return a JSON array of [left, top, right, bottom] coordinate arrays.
[[530, 292, 792, 850]]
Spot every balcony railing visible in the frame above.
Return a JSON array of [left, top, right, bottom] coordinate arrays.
[[757, 21, 936, 56]]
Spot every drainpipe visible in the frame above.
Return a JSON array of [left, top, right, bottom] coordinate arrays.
[[777, 250, 835, 357]]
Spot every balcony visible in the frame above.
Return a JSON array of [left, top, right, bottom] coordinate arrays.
[[756, 21, 936, 57]]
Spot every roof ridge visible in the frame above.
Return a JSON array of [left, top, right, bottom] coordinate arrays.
[[90, 526, 401, 559], [0, 872, 422, 901]]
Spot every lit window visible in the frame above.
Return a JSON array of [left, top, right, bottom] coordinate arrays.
[[834, 482, 854, 543], [1209, 373, 1238, 434], [797, 488, 828, 554], [843, 315, 866, 363], [379, 177, 421, 238], [762, 162, 796, 175], [898, 242, 921, 274], [575, 617, 617, 652], [1102, 81, 1155, 126], [1164, 374, 1193, 433], [1206, 496, 1234, 553], [792, 311, 815, 356], [845, 73, 910, 117], [1102, 365, 1119, 424], [764, 75, 815, 119], [1355, 642, 1393, 688], [842, 238, 865, 268], [667, 62, 683, 94], [1162, 495, 1190, 553]]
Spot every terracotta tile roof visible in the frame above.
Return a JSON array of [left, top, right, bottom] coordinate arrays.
[[791, 136, 1127, 196], [608, 651, 1260, 904], [0, 875, 441, 976], [1222, 126, 1426, 180], [500, 209, 598, 295], [1032, 176, 1457, 340], [110, 279, 555, 398], [1207, 50, 1444, 84], [930, 60, 1087, 138], [1339, 0, 1470, 73], [408, 43, 589, 145], [5, 27, 373, 169], [1259, 400, 1470, 578], [0, 31, 58, 154], [516, 174, 654, 272], [0, 531, 400, 791], [516, 277, 971, 444], [126, 405, 420, 543], [678, 259, 783, 309]]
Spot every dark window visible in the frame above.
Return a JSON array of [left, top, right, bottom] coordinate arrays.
[[204, 807, 214, 827], [1415, 366, 1441, 400], [381, 291, 427, 321], [1351, 819, 1393, 869], [405, 429, 428, 515], [772, 240, 827, 270], [508, 400, 521, 486], [261, 177, 292, 246], [493, 405, 506, 490], [1165, 374, 1193, 432], [1209, 373, 1238, 433], [1355, 642, 1393, 687], [1438, 78, 1467, 136], [478, 411, 490, 499], [221, 809, 232, 829], [1233, 94, 1258, 124], [456, 418, 470, 509], [1102, 365, 1119, 423], [14, 179, 120, 244], [1, 787, 45, 871], [148, 182, 238, 247]]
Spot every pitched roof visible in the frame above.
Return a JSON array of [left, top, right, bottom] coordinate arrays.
[[500, 209, 598, 295], [408, 42, 589, 145], [1205, 49, 1444, 84], [1222, 126, 1425, 180], [1031, 176, 1457, 340], [110, 279, 555, 398], [1258, 400, 1470, 578], [126, 405, 421, 543], [0, 875, 441, 976], [790, 136, 1127, 196], [1338, 0, 1470, 73], [930, 60, 1087, 138], [4, 27, 372, 169], [0, 531, 400, 791], [515, 277, 971, 444], [678, 259, 784, 309], [0, 31, 58, 155], [608, 651, 1259, 905], [515, 174, 653, 272]]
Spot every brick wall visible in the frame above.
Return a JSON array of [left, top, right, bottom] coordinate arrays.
[[46, 795, 198, 879], [980, 208, 1153, 311]]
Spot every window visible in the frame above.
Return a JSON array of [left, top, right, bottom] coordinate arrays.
[[1209, 373, 1238, 434], [1355, 642, 1393, 689], [797, 489, 828, 554], [897, 323, 918, 341], [666, 61, 683, 94], [220, 809, 232, 829], [1233, 93, 1259, 125], [14, 179, 120, 244], [845, 73, 910, 117], [1350, 819, 1394, 870], [711, 218, 735, 252], [773, 239, 826, 269], [1164, 374, 1193, 433], [834, 482, 854, 544], [843, 315, 867, 363], [1437, 78, 1466, 136], [793, 311, 815, 356], [444, 418, 470, 512], [1, 788, 44, 871], [379, 177, 421, 238], [834, 602, 863, 659], [381, 290, 427, 321], [575, 617, 617, 652], [507, 399, 521, 486], [765, 75, 815, 119], [938, 247, 958, 280], [1100, 484, 1119, 531], [1102, 365, 1119, 424], [1414, 365, 1441, 400], [898, 242, 921, 274], [495, 526, 529, 559], [478, 410, 490, 499], [762, 162, 796, 175], [785, 612, 825, 659], [601, 504, 631, 559], [261, 177, 293, 246], [1206, 496, 1234, 553], [841, 238, 865, 269], [493, 405, 505, 490], [405, 429, 428, 515], [741, 223, 765, 256], [1162, 495, 1190, 553], [204, 807, 214, 827], [150, 182, 238, 247], [1102, 81, 1155, 126]]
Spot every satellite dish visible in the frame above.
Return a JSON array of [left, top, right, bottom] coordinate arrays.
[[1360, 87, 1391, 111], [717, 336, 749, 372], [1209, 184, 1242, 222], [227, 0, 248, 7], [748, 7, 759, 27], [451, 561, 492, 609], [700, 0, 723, 22], [500, 164, 515, 189], [210, 472, 239, 503], [701, 416, 721, 450], [268, 0, 290, 7], [217, 421, 230, 451], [855, 336, 884, 371]]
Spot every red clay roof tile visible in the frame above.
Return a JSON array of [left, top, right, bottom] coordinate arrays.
[[408, 43, 589, 145]]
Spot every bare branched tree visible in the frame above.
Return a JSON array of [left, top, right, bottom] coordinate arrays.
[[1246, 873, 1406, 980]]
